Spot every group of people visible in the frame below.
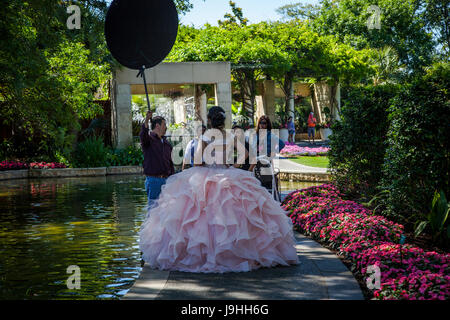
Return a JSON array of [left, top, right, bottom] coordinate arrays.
[[182, 115, 286, 173], [286, 113, 318, 145], [138, 107, 299, 273]]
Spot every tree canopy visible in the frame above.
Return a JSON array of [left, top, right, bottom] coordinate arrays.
[[167, 17, 374, 121], [277, 0, 445, 72]]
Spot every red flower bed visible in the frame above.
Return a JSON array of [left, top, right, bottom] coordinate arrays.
[[0, 161, 67, 171], [0, 161, 29, 171], [282, 184, 450, 300]]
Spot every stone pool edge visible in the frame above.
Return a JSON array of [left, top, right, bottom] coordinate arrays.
[[0, 166, 144, 180], [0, 167, 330, 182]]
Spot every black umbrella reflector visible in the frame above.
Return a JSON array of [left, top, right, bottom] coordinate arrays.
[[105, 0, 179, 70]]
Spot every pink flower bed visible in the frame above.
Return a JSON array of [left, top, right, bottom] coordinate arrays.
[[280, 143, 330, 157], [29, 162, 67, 169], [282, 184, 450, 300], [0, 161, 67, 171]]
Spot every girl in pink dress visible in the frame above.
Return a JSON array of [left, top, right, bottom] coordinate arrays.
[[139, 107, 298, 273]]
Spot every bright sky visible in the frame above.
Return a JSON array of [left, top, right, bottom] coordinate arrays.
[[180, 0, 320, 27]]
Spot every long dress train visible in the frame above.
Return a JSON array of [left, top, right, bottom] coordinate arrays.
[[139, 134, 298, 273]]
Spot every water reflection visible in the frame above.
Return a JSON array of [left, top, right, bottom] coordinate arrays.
[[0, 175, 320, 300], [0, 175, 147, 300]]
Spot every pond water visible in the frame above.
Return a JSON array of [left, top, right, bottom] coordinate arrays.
[[0, 174, 321, 300]]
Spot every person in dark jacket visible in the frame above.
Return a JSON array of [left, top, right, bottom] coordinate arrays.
[[140, 111, 174, 208]]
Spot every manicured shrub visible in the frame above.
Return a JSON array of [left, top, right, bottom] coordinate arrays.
[[107, 144, 144, 167], [379, 62, 450, 226], [328, 84, 398, 199], [72, 136, 110, 168]]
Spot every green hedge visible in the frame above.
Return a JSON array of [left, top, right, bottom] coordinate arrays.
[[379, 62, 450, 225], [328, 84, 398, 199], [329, 62, 450, 234], [71, 136, 143, 168]]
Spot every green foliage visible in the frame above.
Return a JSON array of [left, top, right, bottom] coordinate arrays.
[[379, 62, 450, 224], [0, 0, 110, 162], [418, 0, 450, 57], [328, 84, 399, 199], [72, 136, 110, 168], [369, 46, 405, 85], [0, 0, 204, 162], [276, 2, 321, 20], [307, 0, 436, 72], [168, 20, 374, 122], [218, 1, 249, 27], [107, 144, 144, 167], [72, 136, 143, 168], [414, 190, 450, 244], [45, 40, 109, 119], [173, 0, 204, 15]]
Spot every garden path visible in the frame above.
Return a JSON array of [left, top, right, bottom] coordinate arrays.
[[123, 231, 363, 300]]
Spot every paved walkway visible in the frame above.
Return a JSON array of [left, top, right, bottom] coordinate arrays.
[[274, 158, 328, 174], [274, 139, 330, 175], [122, 232, 363, 300]]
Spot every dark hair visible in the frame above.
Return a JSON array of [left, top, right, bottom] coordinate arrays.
[[207, 106, 226, 129], [232, 124, 242, 129], [288, 116, 293, 121], [151, 116, 165, 130], [256, 115, 272, 134]]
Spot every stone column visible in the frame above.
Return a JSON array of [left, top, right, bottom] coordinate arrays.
[[200, 93, 207, 125], [263, 80, 276, 122], [214, 82, 232, 129], [313, 81, 328, 123], [289, 84, 295, 118], [335, 83, 341, 121], [173, 97, 186, 124], [255, 80, 276, 123], [112, 83, 133, 149], [255, 95, 265, 120], [194, 85, 208, 125], [313, 81, 341, 123]]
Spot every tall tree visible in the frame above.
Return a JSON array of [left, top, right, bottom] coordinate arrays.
[[278, 0, 437, 72], [276, 2, 321, 21], [0, 0, 110, 160], [418, 0, 450, 57], [218, 1, 249, 27]]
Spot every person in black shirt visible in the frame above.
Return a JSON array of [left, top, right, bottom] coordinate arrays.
[[139, 111, 174, 208]]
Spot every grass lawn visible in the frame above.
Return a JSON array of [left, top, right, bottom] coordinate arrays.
[[288, 156, 329, 168]]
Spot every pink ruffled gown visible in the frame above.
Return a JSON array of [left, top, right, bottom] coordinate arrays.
[[139, 133, 299, 273]]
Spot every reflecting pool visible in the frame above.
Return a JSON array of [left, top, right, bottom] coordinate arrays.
[[0, 174, 322, 300], [0, 175, 147, 300]]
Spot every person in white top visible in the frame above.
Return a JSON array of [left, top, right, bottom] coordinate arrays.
[[182, 124, 206, 171]]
